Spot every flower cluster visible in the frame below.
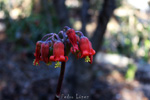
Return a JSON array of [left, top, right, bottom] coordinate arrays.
[[33, 26, 96, 68]]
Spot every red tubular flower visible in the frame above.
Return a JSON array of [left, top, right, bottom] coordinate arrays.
[[41, 42, 50, 63], [79, 36, 95, 64], [50, 41, 68, 62], [33, 41, 42, 65], [66, 29, 79, 53]]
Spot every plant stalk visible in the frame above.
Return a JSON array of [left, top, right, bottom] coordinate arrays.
[[54, 62, 66, 100]]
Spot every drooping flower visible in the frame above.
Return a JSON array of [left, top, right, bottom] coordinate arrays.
[[79, 36, 95, 64], [41, 42, 51, 65], [33, 41, 42, 66], [69, 34, 81, 57], [66, 29, 79, 53], [50, 41, 68, 67]]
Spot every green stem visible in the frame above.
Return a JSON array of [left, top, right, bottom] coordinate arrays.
[[54, 62, 66, 100]]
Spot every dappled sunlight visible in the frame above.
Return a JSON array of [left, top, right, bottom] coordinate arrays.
[[127, 0, 150, 11], [10, 8, 21, 19], [1, 0, 32, 20], [106, 0, 150, 65], [86, 22, 97, 37], [114, 6, 133, 17], [107, 18, 120, 32], [96, 52, 131, 67], [65, 0, 81, 8], [73, 20, 82, 30], [136, 23, 144, 31], [132, 36, 139, 45], [137, 48, 146, 57], [0, 11, 5, 19]]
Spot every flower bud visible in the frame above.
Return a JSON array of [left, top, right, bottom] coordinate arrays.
[[41, 42, 50, 63], [66, 29, 79, 53], [33, 41, 42, 65]]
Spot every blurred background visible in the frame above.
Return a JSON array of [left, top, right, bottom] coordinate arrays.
[[0, 0, 150, 100]]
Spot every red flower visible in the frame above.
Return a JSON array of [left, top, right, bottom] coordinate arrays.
[[41, 42, 50, 63], [33, 41, 42, 65], [66, 29, 79, 53], [50, 41, 68, 62], [79, 36, 95, 64]]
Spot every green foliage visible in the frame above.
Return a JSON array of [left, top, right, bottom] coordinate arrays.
[[0, 0, 62, 53], [103, 13, 150, 63], [5, 14, 48, 41], [1, 0, 61, 43], [125, 64, 137, 81]]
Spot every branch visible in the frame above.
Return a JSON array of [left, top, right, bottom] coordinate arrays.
[[90, 0, 116, 52]]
